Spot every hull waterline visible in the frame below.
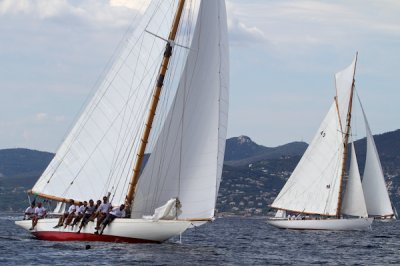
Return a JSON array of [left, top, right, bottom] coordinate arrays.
[[266, 217, 373, 231], [15, 218, 191, 243]]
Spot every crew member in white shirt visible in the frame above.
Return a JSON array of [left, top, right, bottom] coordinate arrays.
[[96, 204, 126, 235], [77, 199, 96, 233], [54, 199, 74, 228], [64, 202, 78, 228], [24, 202, 35, 220], [72, 201, 87, 227], [95, 196, 111, 230], [30, 202, 46, 230]]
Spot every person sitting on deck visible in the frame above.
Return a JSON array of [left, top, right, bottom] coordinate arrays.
[[71, 201, 86, 227], [24, 202, 35, 220], [77, 199, 96, 234], [63, 202, 78, 228], [95, 204, 126, 235], [30, 202, 46, 230], [54, 199, 74, 228], [90, 200, 102, 221], [95, 196, 111, 230]]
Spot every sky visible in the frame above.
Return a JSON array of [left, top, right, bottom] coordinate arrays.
[[0, 0, 399, 152]]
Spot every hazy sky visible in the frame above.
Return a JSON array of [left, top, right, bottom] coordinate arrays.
[[1, 0, 399, 152]]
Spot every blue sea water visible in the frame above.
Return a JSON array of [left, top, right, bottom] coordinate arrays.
[[0, 213, 399, 265]]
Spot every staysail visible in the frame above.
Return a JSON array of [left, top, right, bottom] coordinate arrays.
[[341, 143, 368, 217], [31, 1, 182, 204], [271, 57, 357, 216], [131, 0, 229, 219], [361, 105, 394, 217]]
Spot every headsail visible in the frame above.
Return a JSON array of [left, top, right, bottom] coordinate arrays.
[[360, 103, 394, 217], [271, 57, 357, 216], [341, 143, 368, 217], [131, 0, 229, 219]]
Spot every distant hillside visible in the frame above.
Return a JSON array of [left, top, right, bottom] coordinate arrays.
[[224, 136, 271, 161], [1, 129, 399, 215], [225, 136, 307, 167], [0, 148, 53, 178]]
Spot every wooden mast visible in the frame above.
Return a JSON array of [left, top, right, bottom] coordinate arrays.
[[125, 0, 186, 209], [336, 52, 358, 217]]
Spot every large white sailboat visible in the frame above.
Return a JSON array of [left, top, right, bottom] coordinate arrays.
[[16, 0, 229, 243], [267, 54, 374, 231]]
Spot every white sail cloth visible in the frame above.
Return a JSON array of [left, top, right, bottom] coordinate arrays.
[[341, 143, 368, 217], [131, 0, 229, 219], [271, 58, 356, 216], [32, 1, 179, 204], [361, 106, 394, 217], [335, 56, 356, 132], [271, 103, 344, 215]]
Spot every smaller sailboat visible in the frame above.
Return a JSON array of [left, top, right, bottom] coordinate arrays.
[[360, 101, 396, 220], [267, 53, 374, 230]]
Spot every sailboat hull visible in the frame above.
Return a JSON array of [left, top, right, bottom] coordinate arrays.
[[15, 218, 191, 243], [267, 217, 373, 231]]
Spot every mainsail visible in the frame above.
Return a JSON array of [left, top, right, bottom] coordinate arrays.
[[271, 56, 357, 216], [132, 0, 229, 219], [32, 1, 181, 205], [341, 143, 368, 217], [361, 105, 394, 217]]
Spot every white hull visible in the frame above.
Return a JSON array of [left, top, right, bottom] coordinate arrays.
[[267, 217, 373, 231], [15, 218, 191, 243]]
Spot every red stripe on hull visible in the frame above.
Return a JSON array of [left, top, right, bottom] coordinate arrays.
[[32, 231, 160, 244]]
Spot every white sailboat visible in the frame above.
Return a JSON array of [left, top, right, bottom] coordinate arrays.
[[16, 0, 229, 243], [360, 103, 396, 220], [267, 54, 373, 231]]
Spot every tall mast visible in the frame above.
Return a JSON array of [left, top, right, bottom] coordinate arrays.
[[125, 0, 187, 209], [336, 52, 358, 217]]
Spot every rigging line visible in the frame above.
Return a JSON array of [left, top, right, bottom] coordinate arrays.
[[42, 3, 153, 187], [104, 24, 164, 195], [72, 31, 169, 197], [39, 1, 148, 187], [135, 3, 194, 213], [115, 37, 174, 200], [43, 36, 146, 187], [150, 3, 196, 211], [141, 3, 194, 213]]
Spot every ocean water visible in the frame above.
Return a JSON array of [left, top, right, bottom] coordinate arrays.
[[0, 213, 399, 265]]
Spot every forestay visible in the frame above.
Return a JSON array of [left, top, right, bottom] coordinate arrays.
[[131, 0, 229, 219], [341, 143, 368, 217], [361, 106, 394, 217], [32, 1, 180, 204]]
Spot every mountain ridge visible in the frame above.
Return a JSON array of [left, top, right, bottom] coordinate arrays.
[[1, 128, 399, 214]]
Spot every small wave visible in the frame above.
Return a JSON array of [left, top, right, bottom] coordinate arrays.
[[0, 235, 25, 241], [374, 235, 392, 239]]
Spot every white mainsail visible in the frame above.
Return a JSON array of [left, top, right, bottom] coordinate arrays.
[[341, 143, 368, 217], [271, 56, 356, 216], [361, 106, 394, 217], [271, 103, 344, 215], [132, 0, 229, 219], [335, 58, 357, 132], [32, 1, 186, 205]]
